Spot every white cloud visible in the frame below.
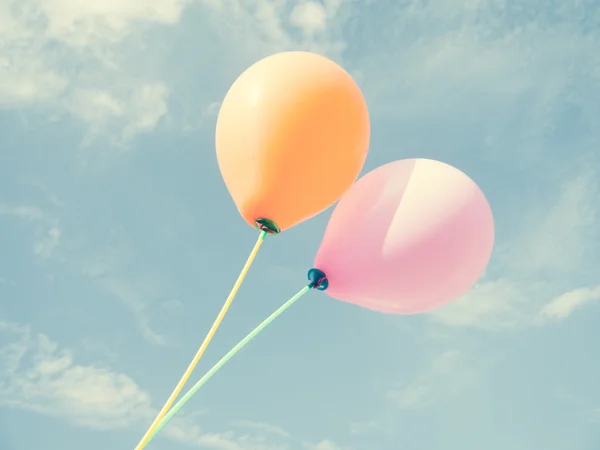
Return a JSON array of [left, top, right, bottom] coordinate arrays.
[[0, 0, 358, 145], [2, 0, 598, 150], [508, 167, 598, 274], [0, 202, 62, 259], [79, 250, 177, 346], [66, 89, 125, 124], [68, 83, 169, 148], [355, 0, 599, 125], [430, 280, 528, 330], [0, 199, 177, 346], [539, 286, 600, 322], [349, 419, 384, 435], [0, 204, 47, 221], [0, 319, 153, 429], [0, 0, 185, 142], [289, 2, 327, 34], [352, 350, 494, 434], [37, 0, 188, 46], [231, 420, 290, 438], [104, 278, 169, 346], [0, 318, 301, 449], [167, 425, 292, 450], [79, 337, 119, 361], [34, 226, 62, 258], [197, 0, 354, 62], [386, 350, 478, 409], [305, 440, 344, 450], [21, 179, 68, 209], [0, 65, 67, 107]]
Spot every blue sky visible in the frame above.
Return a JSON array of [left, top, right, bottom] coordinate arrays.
[[1, 0, 600, 449]]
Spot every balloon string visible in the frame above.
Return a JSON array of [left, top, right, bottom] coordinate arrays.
[[143, 284, 313, 447], [134, 230, 268, 450]]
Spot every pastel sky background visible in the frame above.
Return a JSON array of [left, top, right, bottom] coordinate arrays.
[[1, 0, 600, 449]]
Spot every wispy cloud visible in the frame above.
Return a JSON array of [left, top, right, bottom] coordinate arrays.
[[289, 2, 328, 35], [429, 279, 528, 330], [0, 278, 16, 286], [0, 0, 182, 143], [0, 202, 62, 260], [553, 386, 600, 428], [34, 226, 62, 258], [304, 440, 344, 450], [231, 420, 291, 438], [20, 179, 68, 209], [349, 350, 494, 437], [354, 0, 599, 131], [0, 204, 47, 222], [0, 319, 152, 430], [538, 286, 600, 323], [0, 197, 178, 346], [386, 350, 478, 410], [2, 0, 599, 151], [0, 0, 357, 148], [507, 166, 598, 275], [69, 84, 169, 148], [79, 247, 184, 346], [0, 318, 308, 449], [198, 0, 350, 56]]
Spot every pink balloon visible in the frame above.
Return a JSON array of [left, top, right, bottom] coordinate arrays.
[[313, 158, 495, 314]]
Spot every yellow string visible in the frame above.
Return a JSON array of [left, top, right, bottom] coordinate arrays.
[[134, 230, 267, 450]]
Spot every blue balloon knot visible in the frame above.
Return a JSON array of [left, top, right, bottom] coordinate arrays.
[[307, 268, 328, 291]]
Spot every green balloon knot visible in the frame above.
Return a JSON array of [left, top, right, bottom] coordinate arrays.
[[255, 218, 281, 235]]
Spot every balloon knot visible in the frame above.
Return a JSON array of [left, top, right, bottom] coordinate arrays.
[[307, 268, 328, 291], [254, 218, 281, 235]]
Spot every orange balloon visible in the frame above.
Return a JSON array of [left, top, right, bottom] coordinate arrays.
[[216, 51, 370, 233]]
